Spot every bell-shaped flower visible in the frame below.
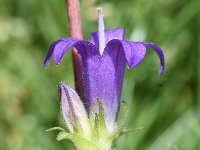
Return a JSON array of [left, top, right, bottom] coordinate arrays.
[[44, 8, 165, 132]]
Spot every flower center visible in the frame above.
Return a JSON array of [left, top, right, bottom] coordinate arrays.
[[97, 7, 105, 55]]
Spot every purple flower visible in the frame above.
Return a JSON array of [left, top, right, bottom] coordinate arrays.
[[44, 8, 165, 132]]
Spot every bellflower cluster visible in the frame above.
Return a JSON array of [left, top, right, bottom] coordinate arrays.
[[45, 8, 164, 149]]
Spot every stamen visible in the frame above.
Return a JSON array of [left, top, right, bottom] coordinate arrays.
[[97, 7, 105, 55]]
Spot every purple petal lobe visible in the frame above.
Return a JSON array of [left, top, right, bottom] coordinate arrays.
[[105, 40, 165, 75], [53, 37, 79, 65], [142, 42, 165, 75], [90, 28, 125, 50], [106, 39, 146, 69], [44, 37, 98, 67], [44, 40, 61, 68]]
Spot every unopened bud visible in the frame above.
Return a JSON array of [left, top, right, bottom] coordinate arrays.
[[58, 82, 91, 139]]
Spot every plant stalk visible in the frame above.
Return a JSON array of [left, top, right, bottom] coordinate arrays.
[[66, 0, 84, 99]]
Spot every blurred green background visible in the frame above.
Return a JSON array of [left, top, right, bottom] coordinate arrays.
[[0, 0, 199, 149]]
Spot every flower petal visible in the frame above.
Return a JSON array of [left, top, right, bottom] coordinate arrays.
[[106, 39, 146, 68], [84, 40, 126, 132], [44, 40, 61, 68], [106, 40, 165, 75], [44, 37, 98, 67], [90, 28, 125, 49], [53, 38, 79, 65], [142, 42, 165, 75]]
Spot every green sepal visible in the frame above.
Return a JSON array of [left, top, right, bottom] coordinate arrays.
[[72, 124, 82, 135], [109, 101, 144, 145], [91, 113, 100, 143], [71, 134, 99, 150], [89, 100, 107, 144], [46, 126, 99, 149], [57, 131, 71, 141], [46, 127, 65, 132], [46, 100, 143, 150], [46, 126, 70, 141], [88, 100, 114, 149], [89, 99, 107, 132], [97, 99, 107, 132], [57, 131, 99, 150], [121, 127, 145, 135], [111, 101, 129, 140], [89, 102, 95, 130]]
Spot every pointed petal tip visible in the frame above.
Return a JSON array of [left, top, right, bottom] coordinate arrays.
[[142, 42, 165, 76], [58, 81, 66, 85], [44, 60, 49, 69], [127, 62, 140, 69], [159, 66, 164, 76], [58, 81, 68, 89], [57, 81, 67, 100], [44, 64, 48, 69], [55, 61, 60, 66], [44, 37, 81, 68]]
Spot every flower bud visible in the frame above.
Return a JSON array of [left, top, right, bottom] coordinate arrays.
[[58, 82, 91, 139]]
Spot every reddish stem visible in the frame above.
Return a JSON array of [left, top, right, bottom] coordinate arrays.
[[66, 0, 84, 99]]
